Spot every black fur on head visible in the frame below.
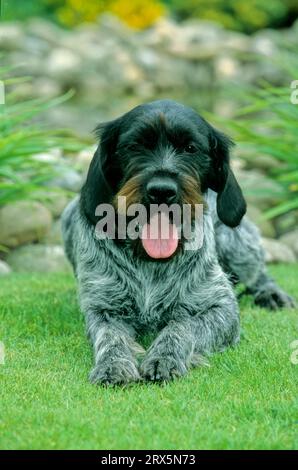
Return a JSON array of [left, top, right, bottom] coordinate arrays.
[[80, 99, 246, 228]]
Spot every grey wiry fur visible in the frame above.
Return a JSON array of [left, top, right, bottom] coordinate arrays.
[[61, 100, 295, 385], [62, 192, 294, 385], [208, 192, 295, 310], [62, 194, 241, 384]]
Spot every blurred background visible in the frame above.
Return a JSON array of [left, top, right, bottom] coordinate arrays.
[[0, 0, 298, 275]]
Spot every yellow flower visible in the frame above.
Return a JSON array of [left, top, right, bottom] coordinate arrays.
[[109, 0, 165, 29], [54, 0, 164, 29]]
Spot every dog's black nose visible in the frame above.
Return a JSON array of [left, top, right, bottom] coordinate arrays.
[[146, 176, 178, 204]]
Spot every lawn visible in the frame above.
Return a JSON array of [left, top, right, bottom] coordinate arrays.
[[0, 265, 297, 450]]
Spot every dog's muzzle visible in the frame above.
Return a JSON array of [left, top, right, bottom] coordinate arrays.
[[146, 175, 178, 205], [141, 175, 179, 260]]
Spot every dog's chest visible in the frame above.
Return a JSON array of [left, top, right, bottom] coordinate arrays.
[[130, 268, 182, 331]]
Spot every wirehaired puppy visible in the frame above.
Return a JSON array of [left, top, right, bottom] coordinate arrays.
[[62, 99, 295, 385]]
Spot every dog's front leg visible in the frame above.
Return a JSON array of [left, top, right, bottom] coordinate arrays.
[[140, 321, 195, 382], [86, 313, 143, 385], [141, 303, 240, 382]]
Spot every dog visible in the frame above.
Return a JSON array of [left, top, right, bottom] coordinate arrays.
[[61, 99, 295, 385]]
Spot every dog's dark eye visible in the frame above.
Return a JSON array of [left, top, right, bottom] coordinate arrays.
[[184, 144, 197, 154]]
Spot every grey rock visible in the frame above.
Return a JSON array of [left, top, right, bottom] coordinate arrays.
[[250, 33, 277, 57], [234, 169, 284, 210], [46, 48, 82, 82], [48, 168, 83, 192], [0, 201, 52, 248], [42, 220, 63, 245], [0, 260, 12, 276], [0, 22, 24, 50], [244, 154, 281, 172], [75, 147, 95, 172], [279, 230, 298, 257], [274, 211, 298, 236], [25, 18, 65, 46], [6, 244, 71, 273], [4, 14, 297, 138], [261, 238, 296, 264], [246, 206, 276, 238], [42, 192, 70, 219]]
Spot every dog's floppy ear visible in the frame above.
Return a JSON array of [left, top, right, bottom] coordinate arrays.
[[80, 118, 122, 224], [208, 127, 246, 227]]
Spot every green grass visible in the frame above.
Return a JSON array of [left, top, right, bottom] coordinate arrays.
[[0, 265, 297, 450]]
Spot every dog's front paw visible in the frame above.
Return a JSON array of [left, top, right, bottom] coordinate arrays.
[[90, 357, 141, 386], [140, 353, 188, 382], [254, 285, 296, 310]]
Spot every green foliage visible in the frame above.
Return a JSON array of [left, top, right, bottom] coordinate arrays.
[[2, 0, 298, 32], [1, 0, 56, 21], [0, 67, 85, 207], [211, 52, 298, 220], [163, 0, 298, 33], [2, 0, 165, 30]]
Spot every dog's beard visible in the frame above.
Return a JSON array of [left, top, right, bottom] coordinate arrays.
[[113, 173, 204, 259], [140, 212, 179, 259]]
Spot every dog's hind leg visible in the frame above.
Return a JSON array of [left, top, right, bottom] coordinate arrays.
[[214, 215, 296, 310]]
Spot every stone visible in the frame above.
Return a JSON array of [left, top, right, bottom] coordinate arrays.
[[42, 192, 70, 219], [6, 245, 71, 273], [244, 154, 281, 172], [46, 48, 82, 82], [42, 220, 63, 245], [12, 79, 62, 101], [25, 18, 65, 46], [234, 169, 284, 210], [261, 238, 296, 264], [246, 206, 276, 238], [32, 148, 62, 164], [3, 14, 296, 140], [273, 212, 298, 237], [0, 22, 24, 50], [31, 78, 62, 99], [0, 201, 52, 248], [279, 230, 298, 257], [75, 147, 96, 172], [0, 260, 11, 276], [215, 56, 241, 79], [250, 32, 277, 57], [48, 168, 83, 192]]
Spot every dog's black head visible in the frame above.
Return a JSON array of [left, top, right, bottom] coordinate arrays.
[[81, 100, 246, 258]]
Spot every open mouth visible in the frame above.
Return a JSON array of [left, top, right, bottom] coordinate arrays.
[[141, 212, 179, 259]]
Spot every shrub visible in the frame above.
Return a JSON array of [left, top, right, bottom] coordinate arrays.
[[3, 0, 298, 31], [109, 0, 165, 29], [212, 54, 298, 220], [0, 67, 85, 208], [164, 0, 298, 33], [53, 0, 108, 27], [51, 0, 164, 29]]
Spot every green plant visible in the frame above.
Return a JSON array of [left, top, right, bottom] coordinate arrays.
[[3, 0, 298, 32], [212, 76, 298, 220], [164, 0, 298, 33], [2, 0, 165, 30], [0, 66, 85, 207], [1, 0, 56, 21]]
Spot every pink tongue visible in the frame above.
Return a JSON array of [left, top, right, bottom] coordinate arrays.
[[141, 212, 178, 259]]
